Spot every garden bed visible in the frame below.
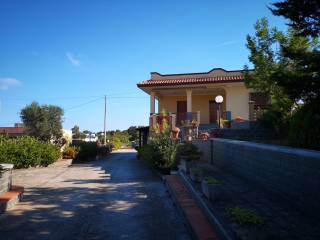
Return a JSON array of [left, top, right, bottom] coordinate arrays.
[[181, 163, 320, 240]]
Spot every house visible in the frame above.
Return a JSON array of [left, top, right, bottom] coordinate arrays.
[[137, 68, 268, 130], [0, 127, 26, 137]]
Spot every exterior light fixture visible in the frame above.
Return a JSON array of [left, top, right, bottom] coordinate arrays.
[[215, 95, 224, 104], [215, 95, 224, 129]]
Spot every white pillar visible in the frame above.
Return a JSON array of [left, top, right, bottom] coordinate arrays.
[[186, 89, 192, 112], [150, 92, 155, 114]]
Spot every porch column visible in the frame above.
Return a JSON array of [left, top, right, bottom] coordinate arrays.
[[150, 91, 155, 115], [186, 89, 192, 120]]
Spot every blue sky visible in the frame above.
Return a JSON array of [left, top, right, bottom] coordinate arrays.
[[0, 0, 287, 131]]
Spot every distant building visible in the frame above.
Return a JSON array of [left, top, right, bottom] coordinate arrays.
[[0, 127, 26, 137], [62, 129, 72, 143], [14, 123, 24, 128], [84, 133, 98, 142]]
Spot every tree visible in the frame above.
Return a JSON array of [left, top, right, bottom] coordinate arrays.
[[127, 126, 138, 142], [270, 0, 320, 37], [244, 18, 294, 134], [82, 130, 91, 134], [269, 0, 320, 104], [71, 125, 81, 139], [269, 0, 320, 149], [21, 102, 63, 141]]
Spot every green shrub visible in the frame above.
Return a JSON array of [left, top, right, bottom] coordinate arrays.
[[203, 176, 221, 185], [97, 144, 112, 157], [0, 136, 60, 168], [176, 143, 202, 162], [138, 113, 179, 173], [112, 138, 122, 150], [226, 207, 264, 226], [288, 102, 320, 150], [137, 144, 162, 168], [71, 142, 99, 162], [149, 129, 178, 171]]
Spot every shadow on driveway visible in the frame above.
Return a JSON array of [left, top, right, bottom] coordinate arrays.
[[0, 150, 190, 240]]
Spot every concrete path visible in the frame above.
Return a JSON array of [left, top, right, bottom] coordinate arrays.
[[0, 149, 191, 240]]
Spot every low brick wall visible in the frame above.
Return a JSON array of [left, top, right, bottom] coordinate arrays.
[[193, 138, 320, 215]]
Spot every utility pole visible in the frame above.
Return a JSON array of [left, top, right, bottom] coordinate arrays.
[[104, 95, 107, 145]]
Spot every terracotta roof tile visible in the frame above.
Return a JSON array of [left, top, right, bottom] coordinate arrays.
[[137, 75, 244, 87], [0, 127, 26, 134]]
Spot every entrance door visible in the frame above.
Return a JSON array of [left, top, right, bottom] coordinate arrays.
[[209, 100, 218, 124], [177, 101, 187, 125]]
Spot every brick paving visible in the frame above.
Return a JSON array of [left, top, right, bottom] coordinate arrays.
[[166, 175, 220, 240]]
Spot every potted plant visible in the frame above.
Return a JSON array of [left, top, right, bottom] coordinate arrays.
[[189, 167, 205, 182], [201, 176, 223, 201], [226, 206, 268, 240], [177, 143, 202, 174]]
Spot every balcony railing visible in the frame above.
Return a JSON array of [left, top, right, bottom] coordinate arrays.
[[149, 112, 200, 130]]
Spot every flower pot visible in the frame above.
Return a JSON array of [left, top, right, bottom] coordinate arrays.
[[201, 180, 224, 201]]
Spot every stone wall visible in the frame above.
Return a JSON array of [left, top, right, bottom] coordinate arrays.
[[0, 170, 12, 194], [192, 138, 320, 215]]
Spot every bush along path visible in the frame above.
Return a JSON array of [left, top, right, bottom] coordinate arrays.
[[0, 136, 60, 168]]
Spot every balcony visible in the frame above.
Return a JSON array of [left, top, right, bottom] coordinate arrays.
[[149, 111, 200, 130]]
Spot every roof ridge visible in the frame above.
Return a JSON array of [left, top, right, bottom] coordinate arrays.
[[150, 68, 252, 77]]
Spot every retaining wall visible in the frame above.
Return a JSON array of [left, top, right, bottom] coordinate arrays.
[[193, 138, 320, 215]]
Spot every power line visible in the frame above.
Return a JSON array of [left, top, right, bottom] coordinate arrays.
[[64, 97, 104, 112]]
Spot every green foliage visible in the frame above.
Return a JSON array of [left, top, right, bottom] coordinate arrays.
[[204, 176, 221, 185], [97, 144, 112, 157], [244, 18, 300, 135], [112, 137, 122, 150], [71, 125, 85, 139], [71, 142, 99, 162], [246, 11, 320, 148], [226, 207, 265, 226], [97, 130, 130, 149], [288, 102, 320, 150], [149, 118, 178, 170], [137, 144, 162, 168], [176, 143, 202, 162], [0, 136, 60, 168], [270, 0, 320, 37], [127, 126, 139, 142], [62, 146, 80, 159], [137, 113, 178, 172], [20, 102, 64, 141]]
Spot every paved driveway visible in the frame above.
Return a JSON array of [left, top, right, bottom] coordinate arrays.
[[0, 149, 191, 240]]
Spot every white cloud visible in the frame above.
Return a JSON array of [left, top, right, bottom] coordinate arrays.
[[0, 78, 22, 90], [66, 52, 81, 66]]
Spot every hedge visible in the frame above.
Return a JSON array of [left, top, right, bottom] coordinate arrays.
[[71, 142, 112, 163], [0, 136, 61, 168]]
